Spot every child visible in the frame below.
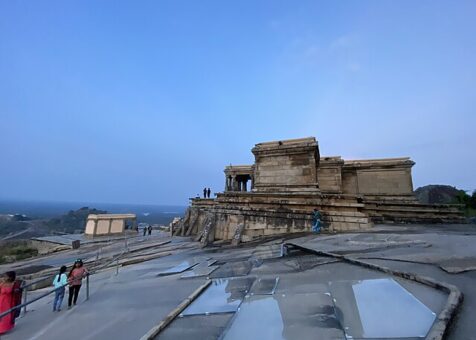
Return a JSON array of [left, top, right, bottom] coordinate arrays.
[[52, 266, 67, 312]]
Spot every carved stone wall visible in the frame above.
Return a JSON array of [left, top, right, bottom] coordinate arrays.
[[317, 157, 344, 193], [342, 158, 415, 197]]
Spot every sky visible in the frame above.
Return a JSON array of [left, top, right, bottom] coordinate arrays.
[[1, 0, 475, 206]]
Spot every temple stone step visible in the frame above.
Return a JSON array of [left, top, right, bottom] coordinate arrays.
[[361, 196, 465, 224]]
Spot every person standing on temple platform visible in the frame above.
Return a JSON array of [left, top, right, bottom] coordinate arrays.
[[312, 209, 322, 233], [207, 188, 211, 198], [143, 226, 147, 236], [148, 225, 152, 235], [203, 187, 207, 198]]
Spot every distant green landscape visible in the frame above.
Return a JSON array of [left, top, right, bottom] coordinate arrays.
[[0, 207, 107, 239], [45, 207, 107, 233]]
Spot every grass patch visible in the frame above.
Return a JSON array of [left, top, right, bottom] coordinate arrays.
[[0, 241, 39, 263]]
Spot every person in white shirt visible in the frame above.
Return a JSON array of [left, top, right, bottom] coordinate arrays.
[[52, 266, 68, 312]]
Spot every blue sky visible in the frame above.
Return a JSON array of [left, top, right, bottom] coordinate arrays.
[[1, 1, 475, 205]]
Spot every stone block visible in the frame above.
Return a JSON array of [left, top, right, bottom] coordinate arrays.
[[85, 220, 96, 235], [241, 235, 253, 242], [243, 229, 264, 238], [263, 227, 289, 236], [96, 220, 110, 235], [246, 222, 267, 230], [231, 223, 245, 246], [110, 219, 124, 233]]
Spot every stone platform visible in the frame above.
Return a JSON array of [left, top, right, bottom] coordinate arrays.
[[183, 192, 371, 243]]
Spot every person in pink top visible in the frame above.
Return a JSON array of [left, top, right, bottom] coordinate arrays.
[[67, 259, 88, 309]]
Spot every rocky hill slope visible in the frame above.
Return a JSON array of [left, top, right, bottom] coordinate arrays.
[[414, 185, 463, 204]]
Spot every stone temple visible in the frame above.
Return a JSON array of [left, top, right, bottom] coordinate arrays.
[[176, 137, 463, 244]]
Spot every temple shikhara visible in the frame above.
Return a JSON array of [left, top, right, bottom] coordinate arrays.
[[176, 137, 463, 244]]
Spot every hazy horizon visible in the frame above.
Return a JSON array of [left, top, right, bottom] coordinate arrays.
[[0, 197, 187, 209], [1, 1, 475, 206], [0, 199, 186, 224]]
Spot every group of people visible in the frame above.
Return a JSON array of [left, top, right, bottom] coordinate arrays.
[[143, 225, 152, 236], [0, 259, 88, 335], [203, 187, 212, 198], [53, 259, 88, 312], [136, 225, 153, 236]]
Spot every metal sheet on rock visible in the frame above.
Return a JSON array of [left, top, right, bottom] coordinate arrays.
[[180, 263, 219, 279], [157, 260, 197, 276], [249, 277, 279, 295], [222, 293, 343, 340], [209, 261, 252, 278], [329, 278, 436, 339], [180, 278, 253, 316]]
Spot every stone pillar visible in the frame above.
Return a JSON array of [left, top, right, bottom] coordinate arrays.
[[200, 213, 216, 248], [232, 223, 245, 246]]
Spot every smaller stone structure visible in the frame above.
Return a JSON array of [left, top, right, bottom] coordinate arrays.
[[224, 165, 254, 192], [84, 214, 137, 237]]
